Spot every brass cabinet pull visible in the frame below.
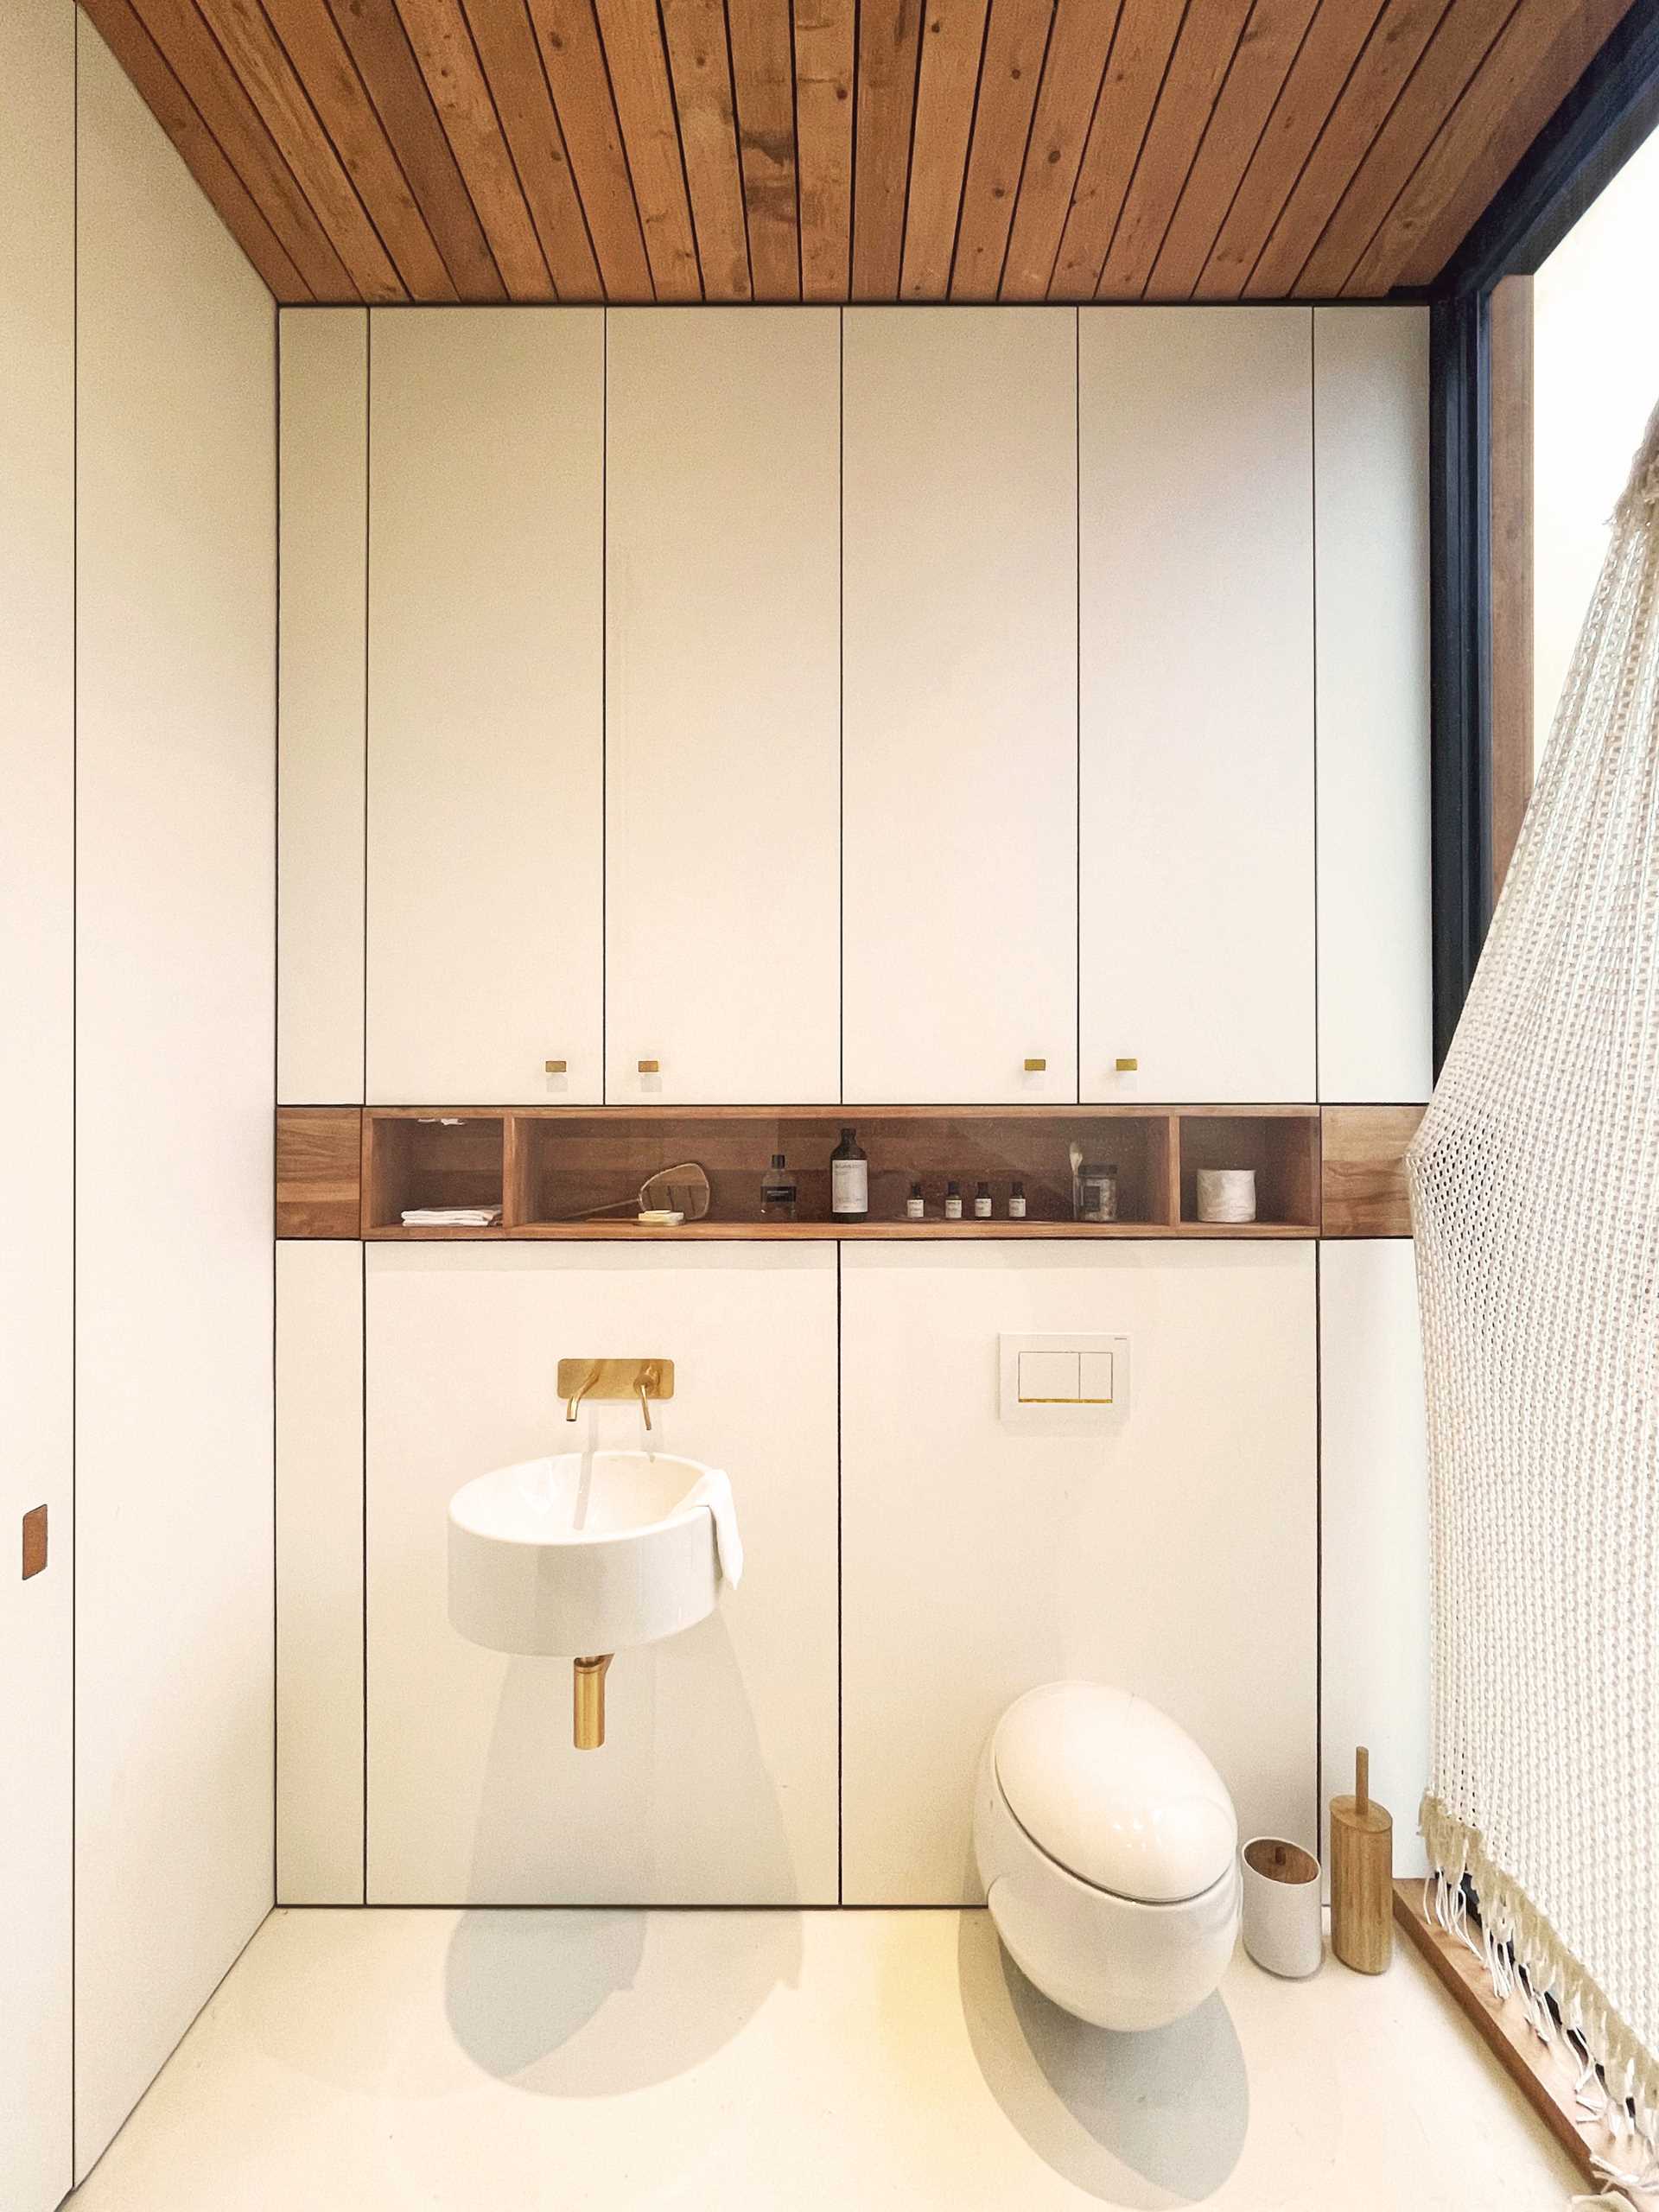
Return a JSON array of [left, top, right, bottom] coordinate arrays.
[[1024, 1058, 1046, 1072], [1115, 1057, 1139, 1072], [544, 1058, 567, 1075], [22, 1504, 47, 1580], [638, 1058, 660, 1075]]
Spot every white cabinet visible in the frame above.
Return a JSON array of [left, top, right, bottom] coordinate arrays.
[[276, 1243, 365, 1904], [366, 310, 603, 1104], [0, 3, 73, 2202], [1079, 308, 1315, 1103], [1314, 308, 1432, 1103], [842, 310, 1078, 1104], [1320, 1240, 1428, 1883], [840, 1243, 1318, 1904], [606, 310, 840, 1103], [365, 1243, 839, 1904], [279, 309, 367, 1104]]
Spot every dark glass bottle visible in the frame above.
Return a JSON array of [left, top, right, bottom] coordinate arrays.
[[830, 1127, 868, 1221]]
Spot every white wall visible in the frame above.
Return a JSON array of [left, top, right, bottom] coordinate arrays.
[[0, 5, 75, 2206], [73, 17, 276, 2179], [1535, 125, 1659, 756]]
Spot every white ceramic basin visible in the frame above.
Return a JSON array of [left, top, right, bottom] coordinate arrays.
[[448, 1451, 720, 1658]]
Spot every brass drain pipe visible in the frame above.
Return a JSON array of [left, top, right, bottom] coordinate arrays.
[[573, 1654, 613, 1750]]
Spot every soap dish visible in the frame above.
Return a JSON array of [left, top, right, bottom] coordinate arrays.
[[637, 1209, 685, 1227]]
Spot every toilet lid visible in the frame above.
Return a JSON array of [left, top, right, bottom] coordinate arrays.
[[992, 1682, 1237, 1905]]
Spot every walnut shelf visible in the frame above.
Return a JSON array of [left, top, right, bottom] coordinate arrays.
[[308, 1103, 1325, 1242]]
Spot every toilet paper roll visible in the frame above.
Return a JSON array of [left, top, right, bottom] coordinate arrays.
[[1196, 1167, 1257, 1224], [1241, 1837, 1323, 1979]]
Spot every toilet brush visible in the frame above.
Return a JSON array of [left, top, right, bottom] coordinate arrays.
[[1329, 1746, 1393, 1973]]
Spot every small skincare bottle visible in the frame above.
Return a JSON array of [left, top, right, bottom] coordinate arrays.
[[944, 1179, 963, 1221], [974, 1180, 993, 1219], [831, 1127, 869, 1221], [1008, 1179, 1027, 1219], [762, 1153, 798, 1222], [905, 1179, 925, 1221]]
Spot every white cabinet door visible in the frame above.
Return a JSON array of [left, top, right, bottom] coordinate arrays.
[[1314, 307, 1432, 1103], [365, 1243, 839, 1904], [1079, 308, 1315, 1103], [841, 1243, 1317, 1904], [367, 310, 603, 1104], [276, 1243, 364, 1904], [1319, 1240, 1428, 1885], [842, 309, 1077, 1104], [279, 308, 366, 1104], [0, 3, 73, 2202], [607, 310, 840, 1103]]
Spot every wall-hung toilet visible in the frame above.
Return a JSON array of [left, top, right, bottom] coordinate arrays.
[[974, 1681, 1241, 2032]]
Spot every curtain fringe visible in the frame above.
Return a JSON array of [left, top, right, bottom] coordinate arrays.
[[1422, 1796, 1659, 2190]]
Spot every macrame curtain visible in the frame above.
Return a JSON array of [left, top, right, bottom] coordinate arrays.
[[1409, 397, 1659, 2178]]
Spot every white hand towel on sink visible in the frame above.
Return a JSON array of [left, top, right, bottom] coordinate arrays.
[[682, 1467, 743, 1588]]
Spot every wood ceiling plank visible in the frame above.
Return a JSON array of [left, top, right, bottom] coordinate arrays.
[[81, 0, 312, 296], [462, 0, 602, 299], [593, 0, 702, 298], [1241, 0, 1455, 298], [1048, 0, 1183, 298], [195, 0, 404, 296], [329, 0, 505, 299], [999, 0, 1119, 302], [661, 0, 751, 297], [1096, 0, 1255, 297], [1289, 0, 1515, 296], [1145, 0, 1320, 300], [951, 0, 1054, 300], [793, 0, 855, 299], [393, 0, 554, 296], [899, 0, 988, 299], [1197, 0, 1388, 296], [728, 0, 803, 299], [851, 0, 923, 298], [1353, 0, 1637, 291], [119, 0, 359, 294], [275, 0, 457, 297], [527, 0, 653, 295]]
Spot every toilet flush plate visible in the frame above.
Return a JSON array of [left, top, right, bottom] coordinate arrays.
[[999, 1334, 1130, 1433]]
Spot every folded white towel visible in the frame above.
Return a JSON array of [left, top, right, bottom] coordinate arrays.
[[681, 1466, 743, 1588], [400, 1205, 502, 1227]]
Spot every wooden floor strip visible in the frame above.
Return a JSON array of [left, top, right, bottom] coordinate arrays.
[[1394, 1879, 1655, 2203]]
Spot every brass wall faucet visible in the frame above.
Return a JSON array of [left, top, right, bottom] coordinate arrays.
[[559, 1358, 675, 1429]]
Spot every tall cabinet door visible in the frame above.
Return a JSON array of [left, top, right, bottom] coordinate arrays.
[[842, 310, 1077, 1104], [367, 310, 603, 1104], [606, 310, 840, 1103], [0, 3, 73, 2204], [1079, 308, 1315, 1103]]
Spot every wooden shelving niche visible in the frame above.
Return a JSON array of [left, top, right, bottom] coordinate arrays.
[[274, 1104, 1364, 1242]]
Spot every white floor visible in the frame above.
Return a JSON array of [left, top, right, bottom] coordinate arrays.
[[70, 1907, 1581, 2210]]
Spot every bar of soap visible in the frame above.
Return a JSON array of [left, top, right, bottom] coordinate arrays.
[[637, 1209, 685, 1227]]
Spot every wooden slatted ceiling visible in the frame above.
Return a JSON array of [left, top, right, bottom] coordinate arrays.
[[80, 0, 1637, 305]]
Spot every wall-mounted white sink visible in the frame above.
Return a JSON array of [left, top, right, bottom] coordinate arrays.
[[448, 1451, 722, 1660]]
